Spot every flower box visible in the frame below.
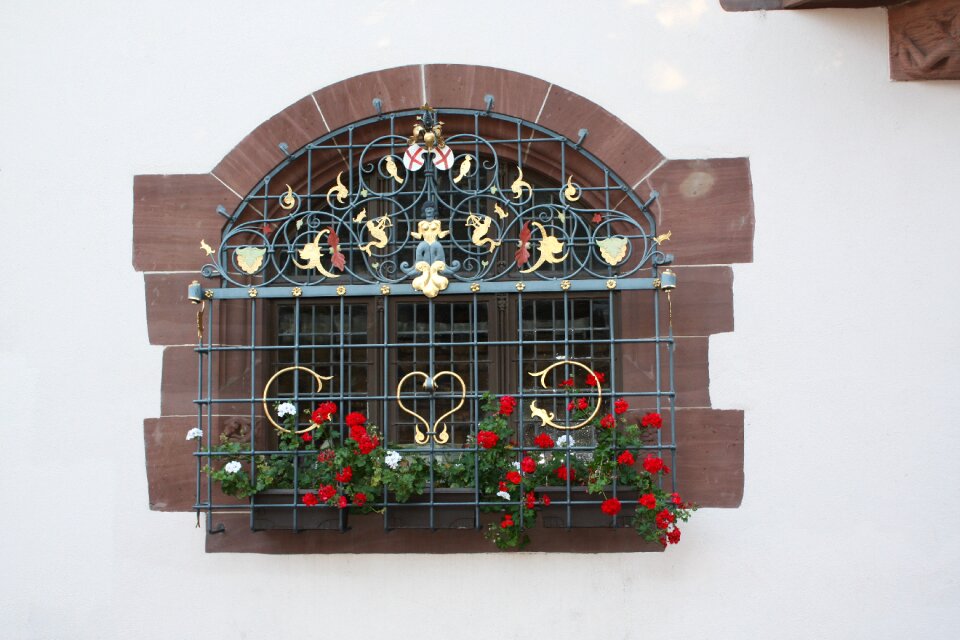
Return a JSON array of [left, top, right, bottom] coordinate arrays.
[[538, 487, 639, 528], [251, 489, 346, 531], [385, 488, 494, 530]]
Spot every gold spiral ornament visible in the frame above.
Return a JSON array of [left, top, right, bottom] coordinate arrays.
[[261, 367, 334, 434], [527, 360, 603, 431]]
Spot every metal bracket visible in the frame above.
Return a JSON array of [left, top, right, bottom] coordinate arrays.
[[484, 94, 494, 114]]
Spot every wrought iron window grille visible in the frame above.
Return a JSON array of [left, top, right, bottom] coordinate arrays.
[[189, 105, 679, 534]]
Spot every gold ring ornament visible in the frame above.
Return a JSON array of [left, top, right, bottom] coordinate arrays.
[[527, 360, 603, 430], [396, 370, 466, 445], [261, 367, 334, 434]]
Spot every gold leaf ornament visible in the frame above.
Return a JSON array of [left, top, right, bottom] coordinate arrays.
[[326, 171, 348, 206], [511, 166, 533, 201], [280, 184, 296, 210], [563, 176, 581, 202]]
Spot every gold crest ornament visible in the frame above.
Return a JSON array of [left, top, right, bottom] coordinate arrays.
[[235, 246, 266, 274], [596, 236, 629, 266]]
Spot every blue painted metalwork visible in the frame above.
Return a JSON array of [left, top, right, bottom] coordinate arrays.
[[196, 107, 672, 299], [190, 106, 679, 535]]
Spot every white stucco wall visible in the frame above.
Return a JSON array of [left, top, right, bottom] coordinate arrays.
[[2, 1, 958, 638]]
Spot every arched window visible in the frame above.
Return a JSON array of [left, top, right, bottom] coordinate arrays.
[[134, 65, 751, 552]]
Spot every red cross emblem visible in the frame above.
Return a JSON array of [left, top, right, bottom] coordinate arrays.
[[403, 144, 426, 172], [432, 145, 456, 171]]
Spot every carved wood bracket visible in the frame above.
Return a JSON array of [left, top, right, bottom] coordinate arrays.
[[721, 0, 960, 81]]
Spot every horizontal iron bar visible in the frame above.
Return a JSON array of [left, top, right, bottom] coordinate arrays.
[[193, 444, 677, 457], [207, 278, 658, 299]]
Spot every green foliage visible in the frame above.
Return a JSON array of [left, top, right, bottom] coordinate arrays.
[[202, 388, 696, 550]]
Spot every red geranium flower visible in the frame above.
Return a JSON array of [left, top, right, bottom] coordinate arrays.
[[318, 484, 336, 503], [357, 434, 378, 455], [667, 526, 681, 545], [302, 492, 319, 507], [586, 371, 606, 387], [670, 492, 683, 505], [567, 401, 575, 411], [499, 396, 518, 416], [353, 492, 368, 507], [655, 508, 676, 530], [317, 450, 334, 464], [335, 466, 353, 483], [658, 535, 668, 547], [576, 397, 588, 411], [641, 412, 663, 429], [506, 471, 522, 485], [500, 514, 514, 529], [638, 493, 657, 510], [521, 456, 536, 473], [301, 432, 313, 443], [312, 401, 337, 423], [600, 498, 622, 516], [477, 430, 499, 449], [338, 495, 348, 509], [592, 212, 603, 224], [525, 491, 536, 510], [600, 413, 616, 429], [345, 411, 366, 428], [498, 481, 508, 493], [614, 398, 629, 415], [643, 454, 665, 474], [555, 465, 575, 482], [617, 450, 635, 466], [534, 432, 555, 449], [541, 495, 551, 506], [558, 378, 574, 388]]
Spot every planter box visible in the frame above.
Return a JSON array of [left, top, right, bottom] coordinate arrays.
[[539, 487, 638, 528], [251, 489, 346, 531], [385, 488, 491, 530]]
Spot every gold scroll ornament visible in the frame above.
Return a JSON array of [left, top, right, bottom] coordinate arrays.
[[527, 360, 603, 430], [261, 367, 334, 434], [396, 370, 466, 444]]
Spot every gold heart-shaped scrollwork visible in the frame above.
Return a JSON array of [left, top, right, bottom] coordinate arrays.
[[527, 360, 602, 430], [396, 370, 466, 444], [261, 366, 334, 434]]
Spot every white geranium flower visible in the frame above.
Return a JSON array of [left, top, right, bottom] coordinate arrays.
[[538, 453, 547, 464], [276, 402, 297, 417], [512, 461, 521, 470], [185, 427, 203, 441], [557, 435, 574, 448], [224, 461, 242, 474], [497, 490, 511, 500], [384, 450, 402, 470]]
